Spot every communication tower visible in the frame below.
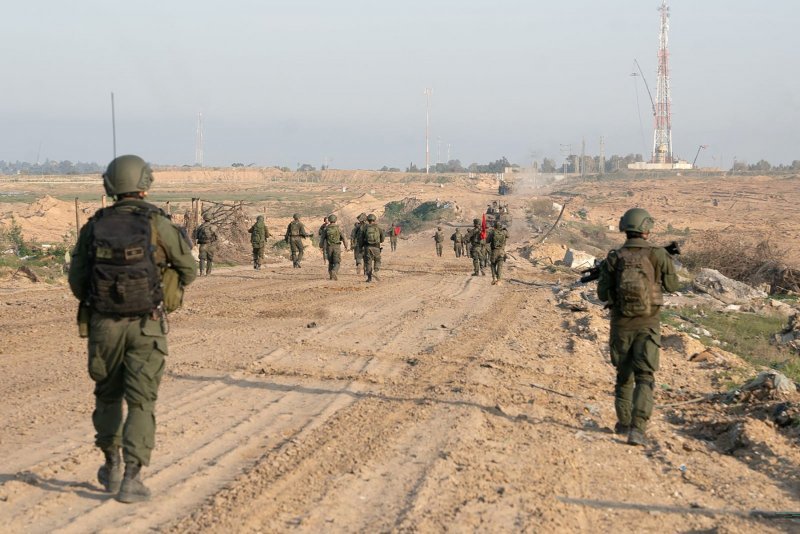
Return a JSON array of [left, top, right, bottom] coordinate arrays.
[[195, 112, 204, 167], [652, 1, 672, 164]]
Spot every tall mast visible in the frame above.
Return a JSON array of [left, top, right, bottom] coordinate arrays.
[[653, 1, 672, 163]]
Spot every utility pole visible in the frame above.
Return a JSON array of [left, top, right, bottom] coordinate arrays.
[[110, 92, 117, 159], [599, 135, 606, 175], [195, 112, 204, 167], [423, 88, 432, 174], [437, 136, 442, 167], [580, 137, 586, 179]]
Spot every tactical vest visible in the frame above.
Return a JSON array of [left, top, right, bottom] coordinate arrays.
[[326, 224, 342, 245], [196, 224, 214, 244], [89, 207, 163, 316], [364, 224, 381, 246], [289, 220, 301, 236], [491, 229, 507, 250], [613, 246, 663, 318]]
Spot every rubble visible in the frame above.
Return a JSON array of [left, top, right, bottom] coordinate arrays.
[[692, 268, 768, 305], [562, 249, 596, 271]]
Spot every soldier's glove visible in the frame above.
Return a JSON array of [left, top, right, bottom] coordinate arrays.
[[664, 241, 681, 256]]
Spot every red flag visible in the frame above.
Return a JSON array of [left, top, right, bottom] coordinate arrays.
[[480, 213, 487, 240], [394, 226, 401, 236]]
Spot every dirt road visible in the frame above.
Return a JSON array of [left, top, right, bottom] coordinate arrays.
[[1, 209, 798, 532]]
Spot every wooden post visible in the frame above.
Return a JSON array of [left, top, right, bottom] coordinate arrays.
[[101, 195, 107, 208], [165, 201, 171, 216], [74, 197, 80, 233]]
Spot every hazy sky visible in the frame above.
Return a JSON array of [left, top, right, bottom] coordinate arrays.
[[2, 1, 798, 169]]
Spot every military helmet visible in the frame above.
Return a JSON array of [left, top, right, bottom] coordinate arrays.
[[473, 218, 480, 225], [257, 214, 264, 221], [366, 213, 377, 222], [328, 214, 337, 223], [293, 213, 300, 220], [102, 155, 153, 196], [619, 208, 655, 234], [202, 212, 212, 222], [357, 212, 367, 222], [437, 226, 442, 230]]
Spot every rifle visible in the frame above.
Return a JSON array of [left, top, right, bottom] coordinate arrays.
[[580, 241, 681, 284]]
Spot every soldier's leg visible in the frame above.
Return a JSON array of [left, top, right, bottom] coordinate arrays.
[[631, 328, 661, 432], [205, 248, 214, 275], [471, 250, 480, 275], [611, 329, 636, 429], [289, 240, 298, 266], [373, 248, 382, 280], [330, 248, 341, 280], [296, 240, 305, 265], [364, 248, 374, 280], [198, 247, 207, 275], [252, 247, 259, 269], [496, 257, 504, 281]]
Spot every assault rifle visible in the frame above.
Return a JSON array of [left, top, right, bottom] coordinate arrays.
[[580, 241, 681, 284]]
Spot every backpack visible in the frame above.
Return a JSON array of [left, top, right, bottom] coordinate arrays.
[[364, 224, 381, 246], [614, 247, 660, 318], [89, 207, 163, 316], [196, 224, 213, 244], [491, 230, 506, 249], [325, 224, 341, 245]]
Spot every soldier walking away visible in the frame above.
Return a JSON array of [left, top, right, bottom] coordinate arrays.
[[433, 226, 444, 257], [451, 228, 463, 258], [487, 221, 509, 285], [194, 212, 218, 276], [248, 215, 270, 270], [318, 217, 330, 265], [389, 222, 399, 252], [68, 155, 197, 503], [284, 213, 312, 268], [320, 214, 349, 280], [359, 213, 384, 282], [597, 208, 679, 446], [351, 213, 367, 273], [466, 218, 487, 276]]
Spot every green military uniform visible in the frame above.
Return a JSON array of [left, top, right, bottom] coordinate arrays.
[[68, 155, 197, 503], [389, 223, 399, 252], [359, 215, 384, 282], [487, 223, 509, 284], [466, 220, 486, 276], [248, 215, 270, 270], [194, 217, 218, 276], [351, 213, 367, 273], [318, 219, 330, 264], [597, 209, 679, 445], [451, 229, 463, 258], [284, 214, 311, 268], [433, 227, 444, 257], [321, 215, 348, 280]]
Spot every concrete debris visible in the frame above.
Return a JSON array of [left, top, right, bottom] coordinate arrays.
[[774, 313, 800, 351], [562, 249, 596, 271], [692, 268, 768, 305]]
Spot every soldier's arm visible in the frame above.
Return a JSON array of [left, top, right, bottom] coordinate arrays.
[[655, 248, 680, 293], [379, 228, 385, 243], [68, 221, 93, 301], [155, 216, 198, 286], [597, 253, 614, 303]]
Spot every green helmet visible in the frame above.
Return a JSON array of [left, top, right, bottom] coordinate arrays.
[[102, 155, 153, 196], [618, 208, 654, 234], [293, 213, 300, 220], [328, 214, 337, 223], [473, 218, 480, 225], [366, 214, 377, 222], [357, 212, 367, 222], [257, 215, 264, 221], [203, 212, 212, 222]]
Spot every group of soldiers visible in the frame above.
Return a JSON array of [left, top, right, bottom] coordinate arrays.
[[447, 219, 509, 285]]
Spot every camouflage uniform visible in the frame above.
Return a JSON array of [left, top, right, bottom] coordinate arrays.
[[598, 237, 679, 438], [351, 215, 367, 273], [321, 218, 348, 280], [433, 228, 444, 257], [69, 193, 196, 500], [466, 222, 486, 276], [359, 217, 385, 282], [486, 224, 509, 284], [194, 219, 218, 275], [248, 216, 270, 270], [318, 219, 329, 264], [389, 224, 399, 251], [451, 229, 463, 258], [284, 215, 311, 268]]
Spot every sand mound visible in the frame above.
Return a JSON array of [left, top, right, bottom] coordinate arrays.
[[334, 193, 385, 222], [1, 195, 80, 244]]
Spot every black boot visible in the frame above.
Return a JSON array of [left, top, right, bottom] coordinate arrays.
[[97, 447, 122, 493], [116, 462, 151, 503]]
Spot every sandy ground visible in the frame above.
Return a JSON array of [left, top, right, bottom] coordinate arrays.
[[1, 171, 799, 532]]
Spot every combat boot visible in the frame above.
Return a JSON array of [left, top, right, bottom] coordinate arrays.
[[613, 422, 631, 435], [97, 447, 122, 493], [206, 262, 213, 276], [356, 265, 362, 274], [116, 462, 151, 503], [627, 428, 647, 446], [471, 272, 479, 276]]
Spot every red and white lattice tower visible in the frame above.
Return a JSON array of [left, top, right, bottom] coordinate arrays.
[[652, 1, 672, 164]]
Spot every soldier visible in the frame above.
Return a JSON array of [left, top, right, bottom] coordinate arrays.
[[597, 208, 679, 446], [451, 228, 463, 258], [465, 218, 487, 276], [68, 155, 197, 503], [194, 212, 218, 276], [248, 215, 270, 270], [351, 213, 367, 274], [284, 213, 312, 268], [359, 213, 384, 282], [320, 214, 349, 280], [461, 234, 469, 258], [432, 226, 444, 257], [486, 221, 509, 285], [318, 217, 330, 265], [389, 222, 399, 252]]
